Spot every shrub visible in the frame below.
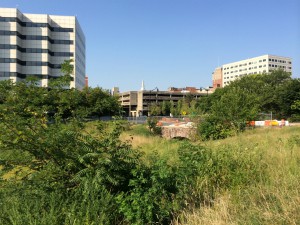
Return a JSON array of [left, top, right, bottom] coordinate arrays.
[[116, 141, 265, 225], [198, 116, 235, 140], [116, 144, 208, 225], [289, 114, 300, 122], [147, 117, 162, 136], [117, 156, 178, 225]]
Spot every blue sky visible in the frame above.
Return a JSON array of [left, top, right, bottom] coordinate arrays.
[[1, 0, 300, 92]]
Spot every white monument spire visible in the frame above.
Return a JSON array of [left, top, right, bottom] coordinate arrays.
[[141, 80, 145, 91]]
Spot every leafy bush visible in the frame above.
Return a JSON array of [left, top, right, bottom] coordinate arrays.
[[115, 141, 265, 225], [0, 119, 140, 224], [198, 116, 235, 140], [0, 125, 265, 225], [176, 142, 264, 202], [289, 114, 300, 122], [147, 117, 162, 136], [0, 77, 267, 224], [117, 156, 178, 225]]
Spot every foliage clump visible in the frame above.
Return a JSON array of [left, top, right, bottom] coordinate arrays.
[[197, 70, 300, 140], [0, 74, 266, 224], [147, 117, 162, 135], [4, 66, 297, 224]]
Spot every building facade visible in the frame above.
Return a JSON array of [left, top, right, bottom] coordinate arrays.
[[212, 67, 222, 89], [119, 87, 212, 117], [0, 8, 85, 89], [212, 55, 292, 88]]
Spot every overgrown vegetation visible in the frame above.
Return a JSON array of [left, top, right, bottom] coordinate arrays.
[[0, 117, 269, 224], [174, 127, 300, 225], [143, 70, 300, 140], [197, 70, 300, 140], [0, 66, 299, 224], [147, 117, 162, 135]]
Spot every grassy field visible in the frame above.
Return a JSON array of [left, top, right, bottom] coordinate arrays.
[[123, 125, 300, 225], [1, 122, 299, 224]]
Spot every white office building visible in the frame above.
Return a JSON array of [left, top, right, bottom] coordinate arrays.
[[0, 8, 85, 89], [213, 55, 292, 88]]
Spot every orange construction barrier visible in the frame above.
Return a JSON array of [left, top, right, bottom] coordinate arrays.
[[265, 120, 271, 126]]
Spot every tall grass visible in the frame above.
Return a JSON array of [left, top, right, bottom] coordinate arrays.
[[121, 124, 181, 164], [1, 122, 299, 224], [174, 126, 300, 225], [0, 182, 118, 225]]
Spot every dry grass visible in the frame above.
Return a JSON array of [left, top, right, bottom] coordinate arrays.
[[173, 193, 237, 225], [120, 129, 181, 164], [2, 122, 299, 224], [175, 126, 300, 225]]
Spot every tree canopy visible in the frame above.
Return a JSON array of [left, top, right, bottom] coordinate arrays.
[[197, 70, 300, 140]]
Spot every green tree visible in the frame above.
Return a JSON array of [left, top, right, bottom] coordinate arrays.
[[149, 103, 161, 116], [291, 100, 300, 111], [82, 87, 121, 117], [211, 86, 259, 130], [290, 99, 300, 121], [273, 78, 300, 118], [0, 78, 140, 192], [170, 100, 177, 116], [196, 70, 299, 140], [49, 59, 74, 89], [229, 69, 292, 115], [161, 101, 171, 116], [176, 99, 183, 116]]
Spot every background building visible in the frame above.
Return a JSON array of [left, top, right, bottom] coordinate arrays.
[[119, 86, 212, 117], [212, 55, 292, 88], [0, 8, 85, 89], [212, 67, 222, 89]]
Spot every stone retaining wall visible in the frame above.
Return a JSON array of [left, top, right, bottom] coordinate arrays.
[[161, 127, 196, 140]]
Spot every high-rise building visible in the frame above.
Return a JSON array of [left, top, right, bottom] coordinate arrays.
[[0, 8, 85, 89], [212, 55, 292, 88]]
